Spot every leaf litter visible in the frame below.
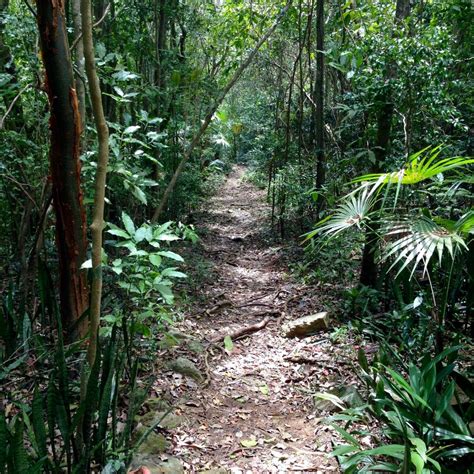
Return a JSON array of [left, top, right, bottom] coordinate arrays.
[[151, 167, 366, 473]]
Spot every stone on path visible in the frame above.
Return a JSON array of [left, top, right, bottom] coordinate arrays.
[[282, 312, 329, 338], [130, 457, 184, 474], [136, 410, 183, 430], [150, 457, 184, 474], [166, 357, 203, 381]]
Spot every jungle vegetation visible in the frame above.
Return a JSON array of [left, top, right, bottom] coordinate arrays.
[[0, 0, 472, 472]]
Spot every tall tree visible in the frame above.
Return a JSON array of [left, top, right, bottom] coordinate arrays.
[[314, 0, 325, 216], [37, 0, 89, 340], [359, 0, 411, 288]]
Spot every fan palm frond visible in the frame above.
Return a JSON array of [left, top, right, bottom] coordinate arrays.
[[353, 146, 474, 187], [305, 185, 375, 240], [383, 216, 468, 279], [351, 147, 473, 210]]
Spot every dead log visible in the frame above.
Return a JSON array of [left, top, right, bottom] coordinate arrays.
[[209, 316, 271, 343]]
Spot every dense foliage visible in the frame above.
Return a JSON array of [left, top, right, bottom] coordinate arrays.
[[0, 0, 472, 472]]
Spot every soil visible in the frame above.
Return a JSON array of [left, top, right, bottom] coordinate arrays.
[[149, 167, 359, 473]]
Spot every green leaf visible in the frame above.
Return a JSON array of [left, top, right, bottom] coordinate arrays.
[[124, 125, 140, 134], [12, 418, 30, 472], [107, 228, 130, 239], [161, 268, 187, 278], [121, 212, 135, 236], [329, 423, 359, 446], [149, 254, 162, 267], [155, 284, 174, 304], [315, 392, 346, 410], [411, 451, 424, 474], [157, 234, 180, 241], [134, 227, 148, 243], [240, 438, 257, 448], [158, 251, 184, 262], [223, 335, 234, 352], [32, 388, 47, 459], [360, 444, 405, 459], [132, 186, 148, 205]]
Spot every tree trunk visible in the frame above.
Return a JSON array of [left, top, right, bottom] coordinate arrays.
[[359, 0, 410, 288], [37, 0, 89, 341], [81, 0, 110, 365], [314, 0, 325, 216], [72, 0, 86, 132], [155, 0, 167, 89]]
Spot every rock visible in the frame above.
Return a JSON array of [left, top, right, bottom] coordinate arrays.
[[137, 410, 183, 430], [150, 457, 184, 474], [135, 430, 169, 456], [166, 357, 203, 381], [187, 339, 205, 354], [282, 312, 329, 338], [144, 397, 170, 412], [130, 457, 184, 474]]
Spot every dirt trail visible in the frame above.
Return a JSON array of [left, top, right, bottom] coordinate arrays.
[[156, 167, 343, 473]]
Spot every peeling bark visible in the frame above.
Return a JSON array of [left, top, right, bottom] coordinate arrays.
[[37, 0, 89, 341]]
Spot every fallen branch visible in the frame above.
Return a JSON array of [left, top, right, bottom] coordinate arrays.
[[209, 316, 271, 343]]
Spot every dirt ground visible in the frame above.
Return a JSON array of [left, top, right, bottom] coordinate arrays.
[[149, 167, 359, 473]]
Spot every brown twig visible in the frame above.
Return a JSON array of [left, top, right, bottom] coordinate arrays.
[[0, 84, 31, 130]]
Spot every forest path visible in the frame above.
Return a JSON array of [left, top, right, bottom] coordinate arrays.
[[154, 167, 342, 473]]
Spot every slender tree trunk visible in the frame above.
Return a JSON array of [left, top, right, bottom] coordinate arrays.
[[72, 0, 86, 131], [81, 0, 110, 365], [359, 0, 410, 288], [315, 0, 325, 216], [152, 0, 293, 222], [37, 0, 89, 341], [155, 0, 167, 89]]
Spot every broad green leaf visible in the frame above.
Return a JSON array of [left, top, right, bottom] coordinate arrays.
[[156, 284, 174, 304], [121, 212, 135, 236], [134, 227, 148, 243], [107, 229, 130, 239], [158, 251, 184, 262], [161, 268, 187, 278], [149, 254, 162, 267], [124, 125, 140, 134]]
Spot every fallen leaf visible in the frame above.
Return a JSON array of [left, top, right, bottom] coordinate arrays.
[[240, 438, 258, 448]]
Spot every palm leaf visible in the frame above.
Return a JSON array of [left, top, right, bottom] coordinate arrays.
[[305, 185, 376, 240], [354, 147, 473, 188], [383, 216, 468, 278]]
